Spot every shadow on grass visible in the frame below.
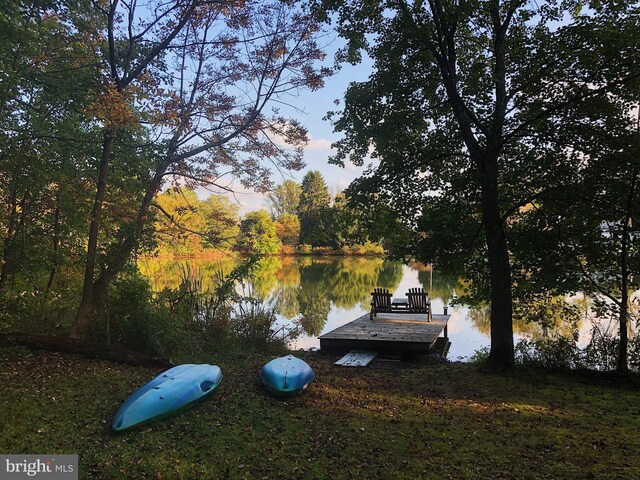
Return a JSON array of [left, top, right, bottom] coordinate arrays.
[[1, 347, 639, 480]]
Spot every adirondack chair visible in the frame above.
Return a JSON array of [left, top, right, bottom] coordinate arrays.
[[370, 288, 393, 320], [406, 287, 431, 322]]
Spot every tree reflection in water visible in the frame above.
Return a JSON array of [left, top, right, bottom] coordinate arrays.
[[139, 256, 404, 336], [139, 256, 636, 359]]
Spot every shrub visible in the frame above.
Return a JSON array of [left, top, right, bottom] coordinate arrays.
[[583, 325, 620, 371], [349, 242, 385, 256], [468, 346, 490, 364], [229, 298, 302, 351], [0, 277, 82, 335], [107, 269, 202, 360], [297, 244, 312, 255], [514, 337, 582, 370]]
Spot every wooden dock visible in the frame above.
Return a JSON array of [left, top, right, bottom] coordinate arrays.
[[319, 312, 450, 355]]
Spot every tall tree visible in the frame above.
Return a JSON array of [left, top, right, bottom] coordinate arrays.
[[510, 103, 640, 372], [322, 0, 640, 370], [267, 179, 302, 218], [237, 210, 282, 255], [298, 170, 331, 246], [70, 0, 330, 339], [201, 195, 240, 251], [274, 213, 301, 245], [0, 0, 97, 295], [72, 0, 203, 338]]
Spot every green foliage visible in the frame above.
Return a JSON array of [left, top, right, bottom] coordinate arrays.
[[0, 0, 99, 293], [322, 0, 640, 369], [337, 189, 413, 255], [468, 347, 490, 364], [0, 0, 331, 342], [0, 272, 83, 335], [340, 242, 385, 256], [230, 298, 302, 351], [200, 195, 241, 250], [274, 213, 301, 246], [106, 257, 296, 356], [515, 338, 583, 371], [237, 210, 282, 255], [512, 293, 583, 334], [153, 187, 240, 255], [297, 244, 313, 254], [298, 171, 332, 246], [583, 327, 621, 372], [267, 180, 302, 218], [298, 171, 331, 213], [513, 330, 640, 372], [154, 188, 206, 254], [108, 269, 202, 359]]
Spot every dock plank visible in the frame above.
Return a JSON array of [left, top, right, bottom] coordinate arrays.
[[319, 313, 450, 354]]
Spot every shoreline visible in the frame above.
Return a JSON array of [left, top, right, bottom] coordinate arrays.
[[142, 247, 389, 261]]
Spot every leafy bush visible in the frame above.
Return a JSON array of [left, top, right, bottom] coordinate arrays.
[[297, 244, 312, 255], [511, 329, 639, 372], [311, 246, 334, 256], [229, 298, 302, 351], [582, 325, 620, 371], [342, 242, 385, 256], [136, 257, 298, 357], [0, 270, 83, 335], [514, 337, 582, 370], [468, 346, 490, 364], [107, 269, 202, 360]]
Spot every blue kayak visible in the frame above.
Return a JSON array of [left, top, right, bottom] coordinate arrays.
[[112, 364, 222, 431], [260, 355, 314, 397]]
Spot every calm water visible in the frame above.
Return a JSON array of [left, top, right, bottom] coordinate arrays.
[[138, 256, 610, 360]]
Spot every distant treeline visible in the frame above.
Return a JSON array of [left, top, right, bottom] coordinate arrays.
[[154, 171, 387, 257]]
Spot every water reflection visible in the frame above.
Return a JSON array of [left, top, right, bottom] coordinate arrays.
[[138, 256, 616, 359], [140, 256, 404, 338]]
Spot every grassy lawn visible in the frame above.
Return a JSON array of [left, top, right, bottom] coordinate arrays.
[[1, 346, 639, 479]]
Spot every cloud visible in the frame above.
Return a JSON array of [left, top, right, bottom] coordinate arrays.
[[306, 137, 333, 151], [336, 179, 351, 191], [195, 183, 268, 217]]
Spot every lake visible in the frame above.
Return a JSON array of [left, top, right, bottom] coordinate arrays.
[[138, 255, 609, 360]]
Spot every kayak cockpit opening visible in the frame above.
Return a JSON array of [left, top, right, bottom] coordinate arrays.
[[200, 380, 215, 392]]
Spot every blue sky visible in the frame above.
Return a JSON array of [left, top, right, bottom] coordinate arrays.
[[215, 38, 375, 216]]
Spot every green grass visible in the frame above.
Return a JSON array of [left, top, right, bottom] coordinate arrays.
[[1, 346, 639, 479]]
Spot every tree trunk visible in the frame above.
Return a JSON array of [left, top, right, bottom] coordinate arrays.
[[0, 172, 19, 289], [45, 189, 61, 293], [70, 156, 171, 342], [618, 285, 629, 372], [617, 173, 636, 372], [70, 130, 113, 339], [0, 332, 173, 368], [480, 156, 514, 371]]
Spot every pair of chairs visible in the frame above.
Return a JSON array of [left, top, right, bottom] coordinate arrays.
[[370, 287, 431, 321]]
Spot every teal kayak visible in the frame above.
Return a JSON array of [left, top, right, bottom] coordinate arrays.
[[260, 355, 314, 397], [112, 364, 222, 431]]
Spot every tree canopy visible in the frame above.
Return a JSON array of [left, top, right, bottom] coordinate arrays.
[[267, 180, 302, 219], [298, 170, 332, 246], [322, 0, 640, 369], [238, 210, 282, 255]]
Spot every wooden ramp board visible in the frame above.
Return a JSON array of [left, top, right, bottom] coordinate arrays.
[[319, 313, 450, 354], [432, 337, 452, 358], [335, 350, 377, 367]]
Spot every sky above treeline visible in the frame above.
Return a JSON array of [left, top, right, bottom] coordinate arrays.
[[201, 33, 375, 216]]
